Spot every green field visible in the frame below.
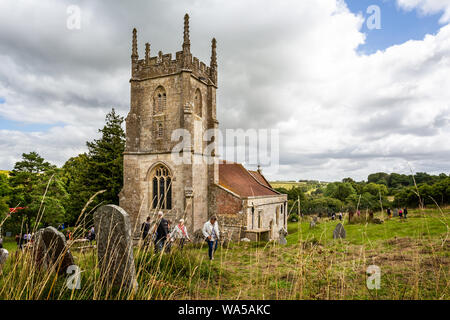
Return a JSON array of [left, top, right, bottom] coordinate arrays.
[[1, 208, 448, 300], [270, 181, 306, 190]]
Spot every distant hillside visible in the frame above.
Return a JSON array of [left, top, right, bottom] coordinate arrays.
[[270, 181, 328, 195]]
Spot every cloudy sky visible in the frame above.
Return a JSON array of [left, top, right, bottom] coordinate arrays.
[[0, 0, 449, 181]]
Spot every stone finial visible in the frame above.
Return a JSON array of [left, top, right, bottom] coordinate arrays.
[[131, 28, 138, 60], [145, 42, 150, 65], [257, 164, 262, 174], [183, 13, 190, 53], [210, 38, 217, 69]]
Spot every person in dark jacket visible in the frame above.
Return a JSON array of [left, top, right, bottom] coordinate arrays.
[[403, 207, 408, 219], [141, 216, 151, 245], [154, 211, 169, 253]]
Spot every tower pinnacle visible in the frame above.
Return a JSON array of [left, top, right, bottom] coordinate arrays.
[[210, 38, 217, 69], [131, 28, 138, 60], [183, 13, 190, 53]]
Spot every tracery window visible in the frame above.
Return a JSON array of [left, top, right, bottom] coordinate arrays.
[[151, 164, 172, 210], [153, 86, 166, 114]]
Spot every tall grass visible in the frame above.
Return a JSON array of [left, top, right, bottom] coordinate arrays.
[[0, 179, 449, 300]]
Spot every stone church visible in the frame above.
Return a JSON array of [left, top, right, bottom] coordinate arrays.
[[119, 14, 287, 241]]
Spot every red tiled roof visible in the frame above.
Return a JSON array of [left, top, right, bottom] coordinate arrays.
[[218, 161, 279, 197], [248, 170, 272, 188]]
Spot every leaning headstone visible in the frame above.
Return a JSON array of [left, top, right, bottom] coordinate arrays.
[[393, 209, 399, 217], [94, 205, 137, 290], [278, 228, 288, 245], [333, 223, 346, 239], [33, 226, 75, 274], [373, 218, 384, 224]]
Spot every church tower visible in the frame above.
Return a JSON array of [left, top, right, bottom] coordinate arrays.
[[119, 14, 219, 235]]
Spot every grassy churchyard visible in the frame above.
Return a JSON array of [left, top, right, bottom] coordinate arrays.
[[0, 208, 448, 300]]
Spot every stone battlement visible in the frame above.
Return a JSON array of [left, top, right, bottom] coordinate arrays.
[[130, 14, 217, 85], [133, 51, 215, 84]]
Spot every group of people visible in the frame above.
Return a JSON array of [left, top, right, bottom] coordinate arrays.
[[141, 211, 221, 260], [331, 212, 343, 221], [386, 207, 408, 219], [15, 232, 32, 250]]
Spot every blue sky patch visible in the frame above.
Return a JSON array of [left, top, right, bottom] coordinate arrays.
[[0, 97, 5, 104], [346, 0, 442, 54], [0, 116, 65, 132]]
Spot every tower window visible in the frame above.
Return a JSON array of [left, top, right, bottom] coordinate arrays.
[[151, 164, 172, 210], [194, 89, 202, 117], [153, 87, 167, 114]]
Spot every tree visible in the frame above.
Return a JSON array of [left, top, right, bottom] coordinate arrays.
[[0, 173, 11, 223], [62, 108, 125, 226], [363, 183, 388, 197], [367, 172, 389, 185], [7, 152, 67, 233], [325, 182, 356, 202]]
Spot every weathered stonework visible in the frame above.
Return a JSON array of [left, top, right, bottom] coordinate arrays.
[[120, 14, 287, 241], [120, 15, 218, 236]]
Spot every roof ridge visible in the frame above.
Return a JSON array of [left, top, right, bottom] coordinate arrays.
[[245, 167, 280, 195]]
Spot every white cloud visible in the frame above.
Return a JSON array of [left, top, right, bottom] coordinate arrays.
[[0, 0, 449, 181], [397, 0, 450, 23]]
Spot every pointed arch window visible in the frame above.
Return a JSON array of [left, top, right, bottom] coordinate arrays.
[[151, 164, 172, 210], [153, 86, 167, 114]]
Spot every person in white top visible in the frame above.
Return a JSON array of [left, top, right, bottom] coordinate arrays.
[[202, 216, 220, 260], [169, 219, 190, 249], [0, 239, 9, 270]]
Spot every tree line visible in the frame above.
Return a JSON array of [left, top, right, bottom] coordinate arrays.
[[275, 173, 449, 220], [0, 109, 125, 235]]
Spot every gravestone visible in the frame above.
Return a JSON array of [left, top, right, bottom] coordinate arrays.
[[94, 205, 137, 290], [333, 223, 346, 239], [373, 218, 384, 224], [309, 220, 316, 229], [393, 209, 399, 217], [278, 228, 288, 245], [33, 226, 75, 274]]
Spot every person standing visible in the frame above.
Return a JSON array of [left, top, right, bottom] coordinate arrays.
[[141, 217, 151, 244], [202, 216, 220, 260], [403, 207, 408, 219], [399, 208, 403, 219], [387, 208, 391, 219], [89, 226, 95, 242], [155, 211, 169, 253], [170, 218, 191, 249]]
